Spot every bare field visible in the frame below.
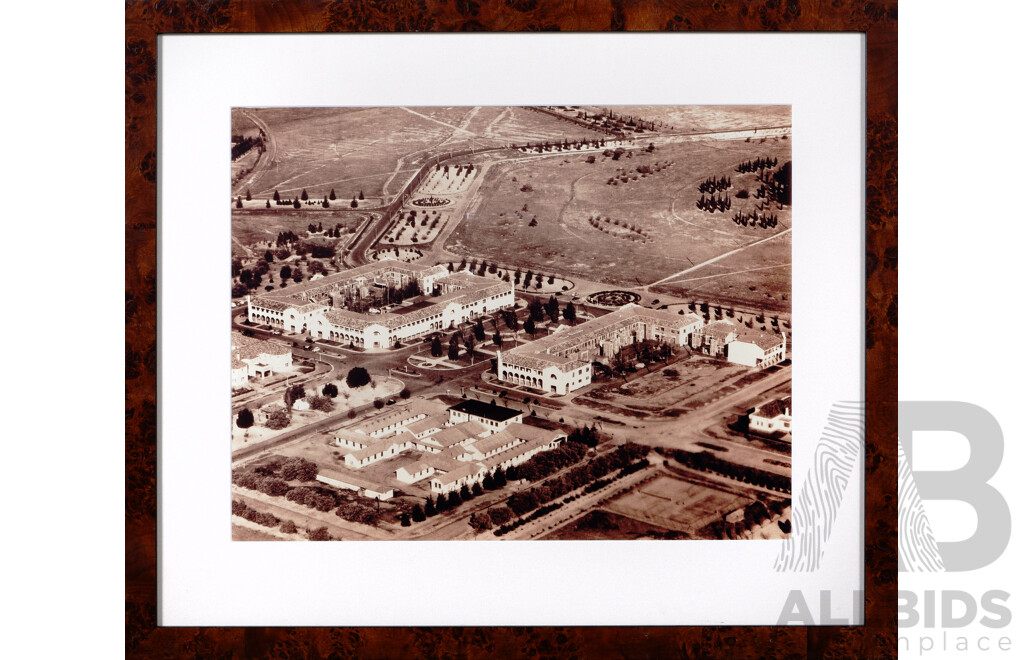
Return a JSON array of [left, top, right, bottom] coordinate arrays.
[[234, 107, 608, 202], [603, 475, 751, 536], [652, 231, 792, 313], [586, 105, 791, 133], [444, 139, 791, 294], [231, 209, 367, 256]]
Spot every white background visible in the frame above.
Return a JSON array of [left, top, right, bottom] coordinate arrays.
[[2, 1, 1021, 655], [160, 32, 862, 627]]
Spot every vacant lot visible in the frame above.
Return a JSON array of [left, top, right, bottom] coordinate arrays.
[[586, 105, 791, 134], [232, 107, 605, 202], [231, 209, 366, 257], [444, 139, 791, 298], [652, 230, 792, 313], [603, 475, 751, 536]]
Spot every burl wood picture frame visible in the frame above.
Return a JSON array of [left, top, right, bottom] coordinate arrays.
[[126, 1, 896, 658]]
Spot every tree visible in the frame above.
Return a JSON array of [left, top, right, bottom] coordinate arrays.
[[245, 189, 252, 201], [284, 384, 305, 409], [564, 302, 577, 325], [235, 197, 243, 209], [373, 398, 385, 409], [300, 189, 308, 201], [307, 526, 331, 541], [358, 190, 364, 200], [430, 336, 443, 357], [448, 337, 460, 361], [329, 188, 336, 200], [351, 198, 358, 208], [528, 299, 545, 322], [469, 511, 493, 532], [474, 317, 486, 341], [425, 497, 437, 517], [292, 267, 304, 283], [293, 198, 300, 209], [400, 388, 411, 399], [523, 316, 535, 336], [322, 383, 339, 398], [460, 484, 473, 502], [236, 408, 254, 429], [280, 520, 298, 534], [493, 331, 503, 349], [265, 199, 271, 208], [472, 482, 484, 497], [279, 265, 292, 280], [463, 333, 476, 357], [273, 189, 280, 202], [346, 367, 371, 388], [411, 504, 426, 522]]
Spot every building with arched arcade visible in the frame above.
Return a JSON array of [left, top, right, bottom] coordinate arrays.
[[246, 261, 514, 349], [496, 303, 704, 395]]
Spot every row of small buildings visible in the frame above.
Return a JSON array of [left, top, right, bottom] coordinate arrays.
[[314, 399, 566, 500], [247, 260, 514, 350]]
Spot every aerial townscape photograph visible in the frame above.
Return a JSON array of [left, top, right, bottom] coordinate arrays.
[[229, 105, 793, 542]]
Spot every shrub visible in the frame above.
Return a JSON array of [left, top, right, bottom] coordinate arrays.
[[264, 409, 290, 430], [280, 520, 298, 534], [307, 526, 332, 541]]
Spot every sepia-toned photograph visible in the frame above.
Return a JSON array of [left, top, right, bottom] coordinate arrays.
[[230, 106, 792, 542]]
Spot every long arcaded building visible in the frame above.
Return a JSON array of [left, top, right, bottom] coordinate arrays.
[[247, 261, 514, 349], [497, 303, 705, 395]]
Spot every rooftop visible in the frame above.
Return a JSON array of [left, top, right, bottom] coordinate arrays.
[[448, 399, 523, 422]]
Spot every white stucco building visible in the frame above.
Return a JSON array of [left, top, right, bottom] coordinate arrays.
[[230, 331, 293, 389], [497, 303, 704, 395], [247, 261, 514, 349]]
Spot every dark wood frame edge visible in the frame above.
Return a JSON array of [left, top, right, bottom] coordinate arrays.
[[125, 2, 896, 657]]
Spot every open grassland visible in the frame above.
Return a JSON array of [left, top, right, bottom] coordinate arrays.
[[231, 209, 367, 257], [444, 138, 791, 295], [651, 230, 791, 312], [585, 105, 791, 133], [233, 107, 608, 202]]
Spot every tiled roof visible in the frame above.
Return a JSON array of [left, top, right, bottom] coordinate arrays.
[[499, 303, 698, 373], [733, 328, 785, 350], [318, 466, 395, 493], [405, 416, 445, 435], [249, 296, 291, 312], [431, 462, 484, 485], [466, 430, 519, 456], [703, 320, 738, 341], [231, 332, 291, 359]]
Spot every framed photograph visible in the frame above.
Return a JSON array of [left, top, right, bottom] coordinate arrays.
[[127, 3, 896, 657]]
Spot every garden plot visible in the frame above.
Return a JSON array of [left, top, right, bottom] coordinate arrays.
[[417, 166, 479, 195], [381, 209, 450, 246]]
